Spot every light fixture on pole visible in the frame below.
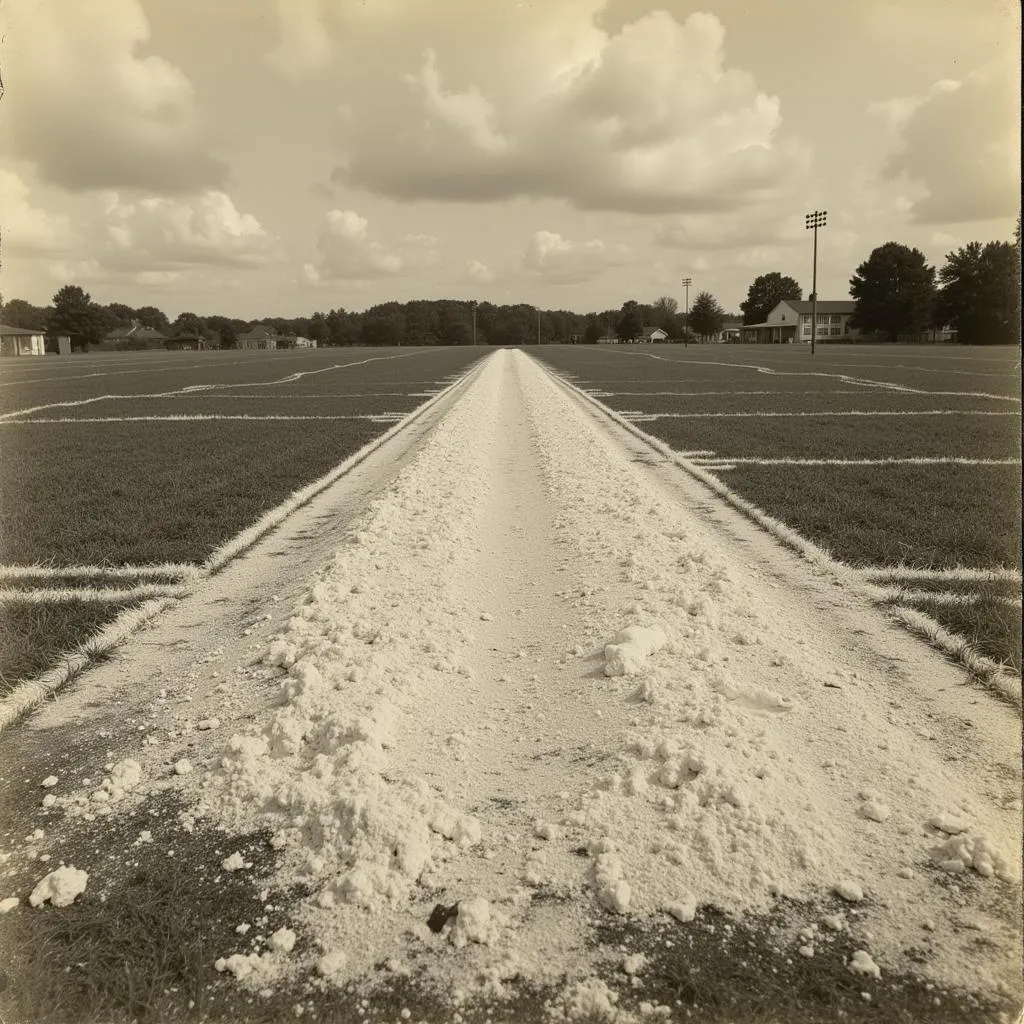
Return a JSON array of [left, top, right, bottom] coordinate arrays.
[[680, 277, 692, 347], [804, 210, 827, 355]]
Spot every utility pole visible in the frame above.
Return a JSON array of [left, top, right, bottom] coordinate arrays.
[[804, 210, 827, 355], [537, 307, 541, 345], [681, 277, 692, 348], [470, 300, 477, 346]]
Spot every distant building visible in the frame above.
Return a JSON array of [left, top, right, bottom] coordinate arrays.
[[0, 323, 47, 356], [237, 324, 279, 350], [639, 325, 669, 343], [741, 300, 859, 344], [103, 321, 167, 349]]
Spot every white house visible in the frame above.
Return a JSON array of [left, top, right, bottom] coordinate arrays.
[[741, 300, 858, 344], [0, 323, 47, 356]]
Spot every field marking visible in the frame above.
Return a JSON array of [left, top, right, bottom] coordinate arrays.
[[0, 563, 197, 582], [542, 365, 1021, 702], [0, 584, 192, 603], [621, 409, 1019, 420], [1, 414, 407, 423], [0, 350, 440, 420], [690, 456, 1021, 467], [603, 349, 1019, 398], [868, 587, 1022, 608], [587, 388, 1020, 404], [858, 566, 1022, 584]]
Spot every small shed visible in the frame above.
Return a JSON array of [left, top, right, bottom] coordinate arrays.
[[0, 323, 47, 356], [165, 333, 208, 351]]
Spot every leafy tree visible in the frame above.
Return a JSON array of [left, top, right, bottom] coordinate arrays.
[[1, 298, 50, 330], [740, 272, 802, 325], [651, 296, 680, 335], [134, 306, 171, 331], [171, 312, 211, 339], [689, 291, 726, 340], [850, 243, 935, 342], [936, 240, 1020, 345], [49, 285, 106, 351], [583, 322, 602, 344], [104, 302, 136, 328], [615, 300, 643, 341]]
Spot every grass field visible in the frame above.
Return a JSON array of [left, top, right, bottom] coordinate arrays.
[[535, 343, 1022, 673], [0, 346, 485, 693]]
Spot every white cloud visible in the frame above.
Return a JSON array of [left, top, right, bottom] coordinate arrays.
[[285, 5, 803, 213], [522, 230, 632, 283], [0, 170, 76, 254], [135, 270, 186, 286], [876, 67, 1020, 223], [101, 191, 277, 269], [267, 0, 333, 77], [1, 0, 225, 192], [655, 210, 805, 251], [307, 209, 416, 281], [467, 260, 495, 283]]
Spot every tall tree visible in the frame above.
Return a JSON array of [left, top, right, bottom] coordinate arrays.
[[615, 300, 643, 341], [134, 306, 170, 331], [171, 312, 211, 339], [740, 272, 802, 325], [936, 240, 1020, 345], [651, 296, 680, 334], [1, 298, 50, 330], [49, 285, 106, 351], [850, 243, 936, 342], [689, 291, 726, 340]]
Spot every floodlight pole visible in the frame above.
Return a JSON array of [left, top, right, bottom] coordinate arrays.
[[537, 307, 541, 345], [804, 210, 827, 355], [681, 277, 692, 348], [470, 300, 477, 346]]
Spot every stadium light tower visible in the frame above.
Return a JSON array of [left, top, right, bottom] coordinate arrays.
[[804, 210, 827, 355], [681, 277, 692, 347]]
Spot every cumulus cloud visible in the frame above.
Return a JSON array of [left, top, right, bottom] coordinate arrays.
[[280, 3, 801, 213], [875, 67, 1020, 223], [655, 210, 805, 250], [1, 0, 226, 192], [306, 209, 435, 282], [100, 191, 277, 269], [0, 170, 76, 254], [522, 230, 632, 283], [467, 260, 495, 283]]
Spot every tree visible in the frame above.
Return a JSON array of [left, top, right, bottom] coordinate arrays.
[[850, 243, 935, 342], [651, 296, 680, 335], [583, 322, 602, 344], [49, 285, 106, 351], [615, 300, 643, 341], [689, 291, 726, 340], [1, 298, 50, 330], [740, 272, 802, 325], [936, 240, 1020, 345], [134, 306, 170, 331], [171, 312, 211, 339]]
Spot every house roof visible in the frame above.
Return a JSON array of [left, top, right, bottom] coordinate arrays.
[[238, 324, 278, 340], [0, 322, 43, 336], [640, 324, 668, 336], [779, 300, 855, 314], [105, 324, 166, 340]]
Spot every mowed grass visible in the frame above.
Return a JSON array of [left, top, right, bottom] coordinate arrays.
[[0, 599, 135, 689]]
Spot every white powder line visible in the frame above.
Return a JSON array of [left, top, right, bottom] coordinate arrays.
[[0, 359, 485, 736], [605, 348, 1019, 395], [858, 566, 1022, 584], [542, 366, 1021, 698], [689, 457, 1021, 467], [0, 599, 179, 733], [621, 409, 1019, 419], [0, 349, 445, 420], [0, 414, 407, 424], [589, 389, 1020, 403], [0, 563, 198, 582], [867, 587, 1022, 608], [0, 584, 193, 604]]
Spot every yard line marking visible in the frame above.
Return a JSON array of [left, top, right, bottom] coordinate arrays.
[[590, 388, 1020, 402], [0, 349, 445, 419], [603, 349, 1020, 398], [0, 563, 197, 582], [867, 588, 1022, 608], [0, 414, 408, 423], [858, 566, 1022, 584], [0, 584, 192, 603], [542, 364, 1021, 702], [688, 456, 1021, 467], [620, 409, 1019, 419]]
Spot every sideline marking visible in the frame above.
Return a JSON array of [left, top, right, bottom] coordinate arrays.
[[621, 409, 1018, 419], [0, 563, 196, 582], [690, 456, 1020, 467], [0, 584, 192, 603], [1, 414, 407, 423]]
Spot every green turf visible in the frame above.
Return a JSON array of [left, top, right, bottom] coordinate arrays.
[[0, 419, 389, 566], [718, 463, 1021, 570], [0, 599, 134, 694]]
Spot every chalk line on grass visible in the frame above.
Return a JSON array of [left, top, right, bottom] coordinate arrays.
[[0, 563, 198, 582], [866, 588, 1022, 609], [858, 566, 1022, 584], [1, 415, 407, 423], [620, 409, 1019, 420], [542, 367, 1022, 703], [0, 584, 193, 604], [688, 456, 1021, 467]]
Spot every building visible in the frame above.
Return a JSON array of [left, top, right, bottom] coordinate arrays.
[[741, 300, 858, 344], [103, 322, 167, 349], [0, 323, 47, 356], [639, 326, 669, 343], [237, 324, 279, 350]]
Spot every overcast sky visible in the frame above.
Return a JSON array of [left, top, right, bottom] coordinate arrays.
[[0, 0, 1019, 319]]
